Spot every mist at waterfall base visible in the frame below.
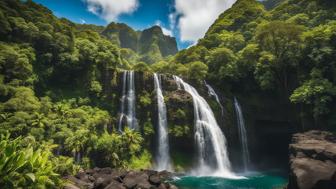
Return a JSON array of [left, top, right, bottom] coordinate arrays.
[[172, 171, 287, 189]]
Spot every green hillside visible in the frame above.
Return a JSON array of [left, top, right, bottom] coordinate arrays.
[[102, 23, 178, 64]]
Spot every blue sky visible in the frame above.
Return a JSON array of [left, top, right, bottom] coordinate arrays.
[[33, 0, 236, 49]]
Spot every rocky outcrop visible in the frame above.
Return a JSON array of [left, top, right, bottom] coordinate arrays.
[[288, 130, 336, 189], [64, 168, 178, 189]]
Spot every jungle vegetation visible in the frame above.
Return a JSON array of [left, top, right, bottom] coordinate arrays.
[[0, 0, 335, 187]]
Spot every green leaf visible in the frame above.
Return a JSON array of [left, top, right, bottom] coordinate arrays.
[[25, 173, 35, 182]]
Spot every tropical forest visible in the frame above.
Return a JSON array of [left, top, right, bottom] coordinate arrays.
[[0, 0, 335, 188]]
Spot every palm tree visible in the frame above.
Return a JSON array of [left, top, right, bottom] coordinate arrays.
[[64, 129, 90, 163], [31, 112, 48, 128]]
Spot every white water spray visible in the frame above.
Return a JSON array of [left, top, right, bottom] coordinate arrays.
[[154, 73, 171, 171]]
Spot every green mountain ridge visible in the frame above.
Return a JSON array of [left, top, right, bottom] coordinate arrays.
[[101, 22, 178, 64]]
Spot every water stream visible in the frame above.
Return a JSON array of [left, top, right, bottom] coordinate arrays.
[[154, 73, 171, 171], [234, 97, 250, 171], [118, 71, 138, 131]]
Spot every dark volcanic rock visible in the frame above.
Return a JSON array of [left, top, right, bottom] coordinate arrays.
[[66, 175, 94, 189], [149, 171, 174, 185], [123, 171, 149, 188], [65, 168, 178, 189], [149, 173, 161, 185], [288, 130, 336, 189], [64, 183, 81, 189], [104, 180, 125, 189]]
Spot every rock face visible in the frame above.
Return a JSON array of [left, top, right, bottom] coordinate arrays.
[[288, 130, 336, 189], [64, 168, 178, 189]]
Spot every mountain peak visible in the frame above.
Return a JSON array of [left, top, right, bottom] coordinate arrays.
[[102, 23, 178, 63]]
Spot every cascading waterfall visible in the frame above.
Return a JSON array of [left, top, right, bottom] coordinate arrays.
[[234, 97, 250, 171], [126, 71, 137, 130], [118, 71, 127, 132], [117, 71, 138, 131], [154, 73, 171, 171], [173, 76, 235, 177], [174, 76, 182, 90], [204, 81, 224, 118]]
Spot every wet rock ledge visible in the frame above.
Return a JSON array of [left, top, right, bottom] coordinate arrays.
[[288, 130, 336, 189], [64, 168, 178, 189]]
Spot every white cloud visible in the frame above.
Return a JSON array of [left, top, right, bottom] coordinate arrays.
[[170, 0, 236, 42], [84, 0, 139, 22], [155, 21, 173, 37], [80, 18, 86, 24]]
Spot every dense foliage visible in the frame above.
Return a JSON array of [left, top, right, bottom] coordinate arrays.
[[0, 134, 61, 188], [1, 0, 336, 187], [160, 0, 336, 129], [0, 0, 160, 187]]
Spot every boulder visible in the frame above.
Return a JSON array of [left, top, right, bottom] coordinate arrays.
[[63, 183, 81, 189], [149, 173, 161, 185], [158, 183, 167, 189], [288, 130, 336, 189], [142, 169, 158, 177], [75, 171, 91, 183], [86, 169, 95, 175], [123, 171, 149, 188], [94, 176, 113, 189], [158, 171, 173, 180], [66, 168, 177, 189], [104, 180, 125, 189], [66, 175, 94, 189], [135, 180, 152, 189], [149, 171, 173, 185], [99, 167, 113, 174], [167, 183, 178, 189]]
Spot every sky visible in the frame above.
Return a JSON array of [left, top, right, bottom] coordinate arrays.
[[33, 0, 236, 49]]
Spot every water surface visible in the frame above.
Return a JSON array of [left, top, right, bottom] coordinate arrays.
[[172, 172, 287, 189]]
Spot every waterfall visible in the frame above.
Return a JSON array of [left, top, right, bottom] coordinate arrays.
[[117, 71, 138, 131], [173, 76, 235, 177], [154, 73, 171, 171], [126, 71, 137, 130], [204, 81, 224, 118], [234, 97, 250, 171], [173, 75, 182, 90], [118, 71, 127, 132]]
